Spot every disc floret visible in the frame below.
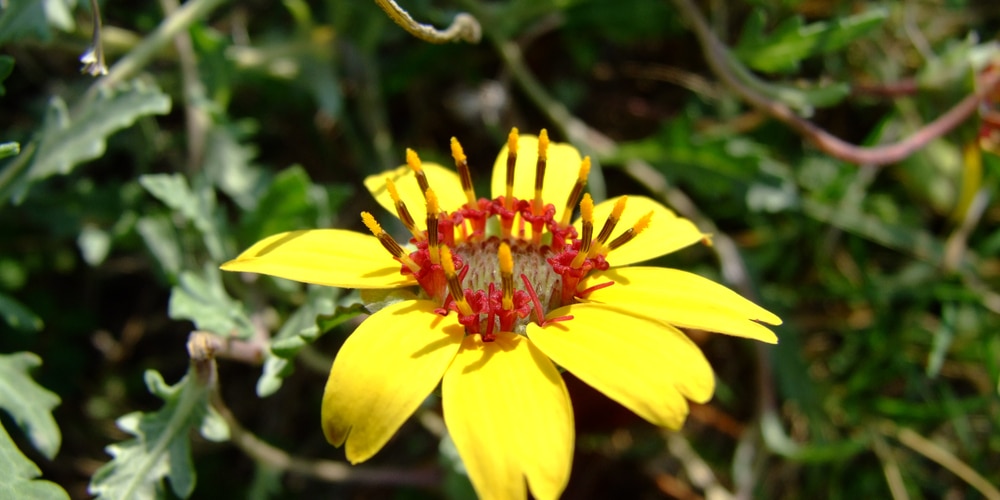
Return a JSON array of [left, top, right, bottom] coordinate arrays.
[[362, 129, 648, 339]]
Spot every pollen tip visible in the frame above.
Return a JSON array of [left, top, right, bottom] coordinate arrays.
[[361, 211, 381, 235], [498, 242, 513, 274], [538, 129, 549, 159], [450, 137, 466, 163], [405, 148, 423, 172], [440, 245, 456, 275], [425, 187, 439, 214], [634, 211, 654, 233], [507, 127, 519, 154], [612, 196, 628, 218], [385, 178, 400, 202], [581, 193, 594, 221], [579, 156, 591, 181]]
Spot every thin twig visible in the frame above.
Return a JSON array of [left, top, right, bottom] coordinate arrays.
[[888, 424, 1000, 500], [211, 383, 442, 487], [669, 0, 1000, 165], [86, 0, 229, 98], [665, 432, 734, 500], [159, 0, 211, 171], [373, 0, 480, 44]]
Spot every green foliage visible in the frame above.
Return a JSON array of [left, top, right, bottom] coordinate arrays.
[[256, 288, 345, 397], [734, 7, 887, 73], [0, 352, 66, 499], [0, 353, 61, 459], [140, 173, 227, 262], [2, 0, 999, 498], [1, 80, 171, 204], [88, 367, 228, 500], [0, 293, 42, 333], [168, 266, 254, 339], [0, 424, 68, 500], [0, 0, 75, 45]]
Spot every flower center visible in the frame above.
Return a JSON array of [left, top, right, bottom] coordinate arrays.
[[361, 128, 653, 341]]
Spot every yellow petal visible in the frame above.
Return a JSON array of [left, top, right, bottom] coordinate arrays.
[[364, 163, 466, 225], [528, 303, 714, 429], [322, 300, 464, 463], [221, 229, 415, 289], [491, 135, 582, 222], [582, 267, 780, 343], [443, 332, 574, 500], [576, 196, 704, 266]]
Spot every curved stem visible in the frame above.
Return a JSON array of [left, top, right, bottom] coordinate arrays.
[[211, 390, 441, 487], [670, 0, 1000, 166], [373, 0, 480, 44]]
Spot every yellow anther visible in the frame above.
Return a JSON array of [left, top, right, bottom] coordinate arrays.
[[384, 178, 422, 240], [608, 211, 654, 252], [361, 211, 383, 236], [451, 137, 477, 208], [561, 156, 591, 225], [440, 245, 457, 276], [633, 211, 653, 233], [385, 177, 401, 203], [570, 194, 595, 269], [425, 188, 441, 264], [498, 242, 515, 310], [360, 212, 420, 272], [580, 192, 594, 223], [440, 245, 473, 316], [405, 148, 423, 173], [425, 187, 440, 215], [405, 148, 431, 196], [611, 196, 628, 220], [578, 156, 591, 182], [498, 241, 514, 274], [532, 129, 549, 218], [505, 128, 519, 210], [450, 137, 467, 164], [594, 196, 627, 249]]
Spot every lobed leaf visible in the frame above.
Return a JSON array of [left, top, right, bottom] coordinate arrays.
[[256, 287, 341, 397], [0, 423, 68, 500], [734, 8, 887, 74], [5, 80, 171, 204], [88, 367, 228, 500], [140, 173, 227, 262], [168, 265, 254, 339], [0, 352, 61, 459], [0, 293, 43, 333]]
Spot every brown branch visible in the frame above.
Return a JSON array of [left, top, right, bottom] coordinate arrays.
[[670, 0, 1000, 166], [211, 380, 442, 487]]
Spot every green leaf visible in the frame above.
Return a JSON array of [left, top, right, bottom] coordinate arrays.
[[0, 0, 51, 44], [89, 367, 228, 500], [0, 422, 69, 500], [0, 352, 61, 459], [734, 7, 887, 74], [256, 287, 341, 397], [2, 80, 171, 204], [77, 224, 112, 266], [240, 166, 319, 243], [0, 293, 42, 333], [136, 215, 183, 280], [202, 127, 266, 211], [0, 142, 18, 160], [168, 265, 254, 338], [139, 173, 226, 261]]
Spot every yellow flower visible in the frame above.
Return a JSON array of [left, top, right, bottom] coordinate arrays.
[[221, 129, 780, 500]]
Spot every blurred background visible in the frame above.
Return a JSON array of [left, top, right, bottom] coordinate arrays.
[[1, 0, 998, 498]]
